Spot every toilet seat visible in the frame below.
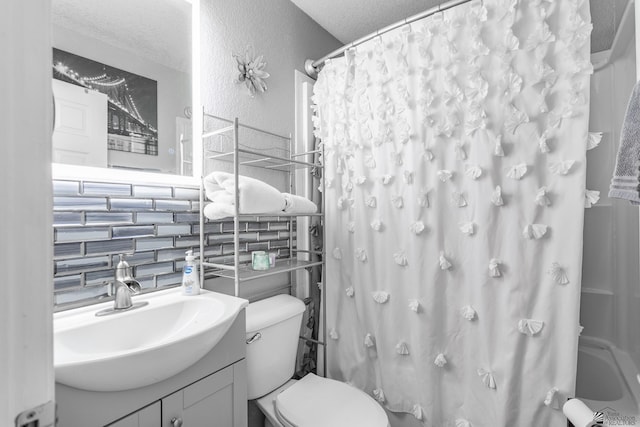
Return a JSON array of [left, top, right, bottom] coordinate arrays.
[[273, 374, 388, 427]]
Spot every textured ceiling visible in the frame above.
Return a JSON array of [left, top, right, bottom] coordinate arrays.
[[290, 0, 441, 45], [51, 0, 191, 72], [290, 0, 630, 53], [51, 0, 629, 74]]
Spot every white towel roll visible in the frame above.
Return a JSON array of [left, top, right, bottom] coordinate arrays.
[[203, 202, 235, 220], [562, 399, 599, 427], [283, 193, 317, 214]]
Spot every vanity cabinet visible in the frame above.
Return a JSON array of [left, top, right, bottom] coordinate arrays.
[[56, 310, 247, 427], [162, 362, 246, 426], [106, 361, 246, 427], [106, 402, 160, 427]]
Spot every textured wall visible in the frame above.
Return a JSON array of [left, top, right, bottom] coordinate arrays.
[[590, 0, 629, 53], [200, 0, 341, 138], [582, 33, 640, 365]]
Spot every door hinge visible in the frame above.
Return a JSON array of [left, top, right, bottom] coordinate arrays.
[[15, 401, 55, 427]]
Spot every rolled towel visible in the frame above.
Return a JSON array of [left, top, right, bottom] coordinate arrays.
[[203, 171, 286, 214], [207, 190, 235, 205], [609, 80, 640, 204], [283, 193, 317, 214], [203, 175, 223, 200], [203, 202, 235, 220]]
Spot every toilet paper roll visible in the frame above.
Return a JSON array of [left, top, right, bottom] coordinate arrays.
[[562, 398, 599, 427]]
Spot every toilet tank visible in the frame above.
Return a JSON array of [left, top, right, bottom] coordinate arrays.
[[245, 294, 306, 399]]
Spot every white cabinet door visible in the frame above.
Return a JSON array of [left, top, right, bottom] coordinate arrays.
[[52, 79, 108, 167], [106, 402, 160, 427], [162, 361, 247, 427]]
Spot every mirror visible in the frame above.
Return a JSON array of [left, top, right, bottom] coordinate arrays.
[[51, 0, 192, 176]]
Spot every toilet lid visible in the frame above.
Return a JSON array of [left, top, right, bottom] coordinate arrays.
[[275, 374, 388, 427]]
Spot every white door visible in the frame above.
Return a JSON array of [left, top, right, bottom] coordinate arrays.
[[52, 79, 108, 167], [1, 1, 55, 426]]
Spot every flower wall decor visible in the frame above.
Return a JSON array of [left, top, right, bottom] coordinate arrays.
[[233, 45, 269, 97]]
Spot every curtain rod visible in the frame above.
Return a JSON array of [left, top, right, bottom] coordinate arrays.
[[304, 0, 473, 78]]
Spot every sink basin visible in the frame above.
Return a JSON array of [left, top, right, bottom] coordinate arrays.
[[54, 288, 248, 392]]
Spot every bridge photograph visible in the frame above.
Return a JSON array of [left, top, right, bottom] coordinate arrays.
[[53, 48, 158, 156]]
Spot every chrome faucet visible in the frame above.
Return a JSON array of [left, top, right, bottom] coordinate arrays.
[[112, 280, 140, 310], [113, 254, 141, 310], [96, 254, 148, 317]]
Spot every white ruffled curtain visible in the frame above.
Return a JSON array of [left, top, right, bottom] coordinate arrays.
[[313, 0, 593, 425]]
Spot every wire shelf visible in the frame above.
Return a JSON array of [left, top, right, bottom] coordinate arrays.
[[202, 258, 323, 283]]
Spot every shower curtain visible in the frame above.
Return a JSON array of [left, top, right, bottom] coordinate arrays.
[[313, 0, 592, 425]]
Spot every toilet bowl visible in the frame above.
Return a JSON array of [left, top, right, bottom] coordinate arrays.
[[256, 374, 388, 427], [246, 294, 389, 427]]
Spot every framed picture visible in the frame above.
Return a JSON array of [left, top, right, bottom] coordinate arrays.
[[53, 48, 158, 156]]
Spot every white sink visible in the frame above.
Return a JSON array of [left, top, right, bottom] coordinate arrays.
[[54, 288, 248, 392]]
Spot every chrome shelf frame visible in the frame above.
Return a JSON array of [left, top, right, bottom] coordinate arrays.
[[198, 112, 327, 376], [202, 259, 324, 283]]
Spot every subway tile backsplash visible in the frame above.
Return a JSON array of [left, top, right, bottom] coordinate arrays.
[[55, 227, 110, 242], [133, 185, 173, 198], [53, 178, 296, 310], [85, 212, 133, 225], [83, 182, 132, 196], [109, 198, 154, 211], [85, 239, 135, 255], [54, 197, 108, 211], [53, 212, 83, 225], [136, 212, 174, 224]]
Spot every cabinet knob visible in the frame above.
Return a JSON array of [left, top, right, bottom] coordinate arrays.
[[171, 417, 183, 427]]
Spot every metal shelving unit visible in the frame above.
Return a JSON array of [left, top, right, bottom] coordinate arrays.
[[207, 259, 325, 282], [198, 112, 327, 373]]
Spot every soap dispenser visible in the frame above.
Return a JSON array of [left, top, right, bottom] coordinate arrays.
[[182, 250, 200, 295]]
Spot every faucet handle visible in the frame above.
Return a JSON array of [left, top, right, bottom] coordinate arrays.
[[116, 253, 133, 265], [115, 253, 135, 282]]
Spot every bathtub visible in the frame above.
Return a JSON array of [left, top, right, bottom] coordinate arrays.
[[576, 336, 640, 421]]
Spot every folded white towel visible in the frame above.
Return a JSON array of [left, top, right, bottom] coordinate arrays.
[[203, 171, 286, 213], [202, 172, 317, 220], [283, 193, 317, 214]]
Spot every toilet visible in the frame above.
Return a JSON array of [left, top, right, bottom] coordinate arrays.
[[245, 294, 389, 427]]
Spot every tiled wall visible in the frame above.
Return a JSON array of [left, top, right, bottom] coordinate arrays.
[[53, 178, 293, 310]]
